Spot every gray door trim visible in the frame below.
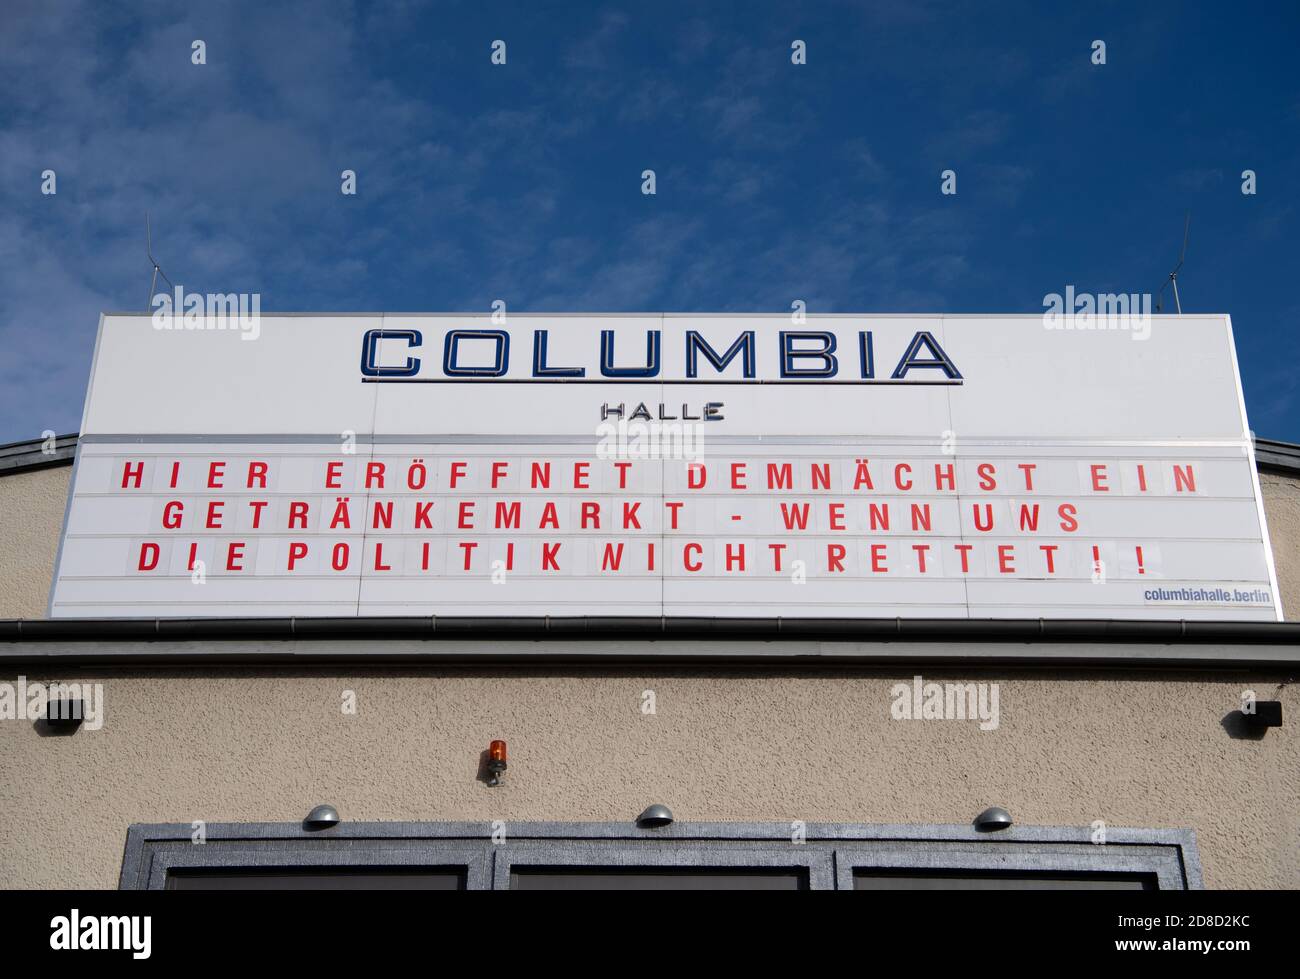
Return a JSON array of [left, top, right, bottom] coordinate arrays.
[[119, 820, 1202, 890]]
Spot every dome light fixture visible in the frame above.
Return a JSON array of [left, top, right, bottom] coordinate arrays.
[[303, 804, 340, 830], [973, 806, 1013, 832], [636, 804, 674, 828]]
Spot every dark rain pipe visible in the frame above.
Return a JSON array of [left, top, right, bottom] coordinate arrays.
[[1, 616, 1299, 670]]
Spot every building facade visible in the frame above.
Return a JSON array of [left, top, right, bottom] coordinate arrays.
[[1, 433, 1297, 889]]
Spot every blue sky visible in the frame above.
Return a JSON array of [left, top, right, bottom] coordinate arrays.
[[1, 0, 1297, 442]]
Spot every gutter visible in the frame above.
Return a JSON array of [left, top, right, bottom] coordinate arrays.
[[0, 433, 78, 475], [2, 616, 1299, 669], [1254, 437, 1300, 476]]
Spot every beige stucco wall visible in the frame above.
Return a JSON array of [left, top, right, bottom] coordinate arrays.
[[0, 464, 69, 619], [1260, 470, 1300, 620], [0, 663, 1296, 889]]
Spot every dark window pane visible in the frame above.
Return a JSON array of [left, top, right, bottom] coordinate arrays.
[[167, 867, 466, 890], [511, 866, 808, 890], [853, 870, 1156, 890]]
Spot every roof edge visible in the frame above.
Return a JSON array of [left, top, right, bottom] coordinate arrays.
[[2, 614, 1298, 649], [0, 434, 78, 475]]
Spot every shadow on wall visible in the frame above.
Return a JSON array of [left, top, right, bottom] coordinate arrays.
[[1219, 710, 1271, 741]]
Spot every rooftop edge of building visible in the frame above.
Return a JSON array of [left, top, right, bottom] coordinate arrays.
[[2, 617, 1299, 672]]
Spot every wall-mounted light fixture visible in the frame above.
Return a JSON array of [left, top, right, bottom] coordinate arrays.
[[45, 699, 84, 730], [973, 806, 1013, 832], [486, 740, 508, 786], [637, 804, 674, 828], [1242, 701, 1283, 732], [303, 804, 340, 830]]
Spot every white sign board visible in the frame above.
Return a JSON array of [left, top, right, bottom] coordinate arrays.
[[50, 313, 1281, 620]]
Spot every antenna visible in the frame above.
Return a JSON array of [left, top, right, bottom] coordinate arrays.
[[1155, 212, 1190, 314], [145, 213, 174, 311]]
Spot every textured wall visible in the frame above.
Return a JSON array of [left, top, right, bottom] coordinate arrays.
[[0, 664, 1295, 889], [1260, 471, 1300, 619], [0, 465, 69, 619]]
